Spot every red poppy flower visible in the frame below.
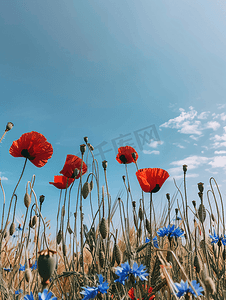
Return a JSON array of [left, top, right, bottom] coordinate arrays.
[[116, 146, 138, 164], [49, 176, 74, 189], [136, 168, 169, 193], [128, 287, 154, 300], [60, 154, 87, 179], [9, 131, 53, 168]]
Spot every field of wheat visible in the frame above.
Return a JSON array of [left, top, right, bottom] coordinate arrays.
[[0, 122, 224, 300]]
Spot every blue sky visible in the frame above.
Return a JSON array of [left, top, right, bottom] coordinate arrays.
[[1, 0, 226, 236]]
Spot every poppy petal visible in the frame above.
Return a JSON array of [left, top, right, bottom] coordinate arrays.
[[60, 155, 87, 178], [49, 176, 74, 189], [116, 146, 138, 164], [136, 168, 169, 193]]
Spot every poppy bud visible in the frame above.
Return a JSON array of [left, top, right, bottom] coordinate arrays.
[[73, 168, 79, 178], [198, 192, 202, 200], [102, 160, 108, 170], [80, 144, 86, 154], [82, 182, 90, 199], [63, 244, 67, 256], [99, 217, 108, 239], [211, 214, 215, 222], [99, 249, 105, 268], [198, 182, 204, 193], [84, 137, 88, 144], [132, 152, 137, 161], [138, 205, 143, 221], [39, 195, 45, 205], [9, 222, 15, 236], [166, 193, 170, 201], [122, 175, 126, 182], [183, 164, 187, 173], [32, 215, 38, 227], [192, 200, 196, 208], [57, 230, 62, 245], [24, 193, 31, 208], [90, 180, 94, 191], [132, 201, 136, 208], [25, 268, 32, 282], [87, 143, 94, 151], [5, 122, 14, 131], [175, 208, 178, 215]]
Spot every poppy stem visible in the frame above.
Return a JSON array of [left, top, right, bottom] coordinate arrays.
[[2, 158, 28, 236], [149, 193, 153, 240]]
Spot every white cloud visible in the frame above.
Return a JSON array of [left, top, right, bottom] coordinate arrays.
[[190, 135, 200, 141], [198, 111, 210, 119], [205, 121, 220, 131], [168, 173, 199, 180], [173, 143, 185, 149], [209, 156, 226, 169], [143, 150, 160, 155], [217, 104, 226, 109], [170, 155, 210, 170], [212, 113, 226, 121], [148, 140, 164, 148], [0, 173, 8, 181], [214, 150, 226, 154], [210, 126, 226, 148]]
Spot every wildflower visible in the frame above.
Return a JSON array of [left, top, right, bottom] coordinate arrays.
[[115, 262, 149, 285], [60, 155, 87, 178], [136, 168, 169, 193], [19, 263, 26, 271], [128, 286, 154, 300], [49, 175, 74, 189], [15, 289, 23, 295], [31, 260, 37, 271], [145, 236, 159, 248], [209, 230, 226, 246], [174, 279, 203, 298], [116, 146, 138, 164], [3, 267, 11, 272], [81, 274, 109, 300], [131, 262, 149, 281], [157, 224, 184, 238], [97, 274, 109, 294], [24, 291, 34, 300], [9, 131, 53, 167], [38, 289, 57, 300]]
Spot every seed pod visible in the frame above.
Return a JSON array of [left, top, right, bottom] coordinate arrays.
[[90, 180, 94, 191], [87, 143, 94, 151], [6, 122, 14, 131], [132, 152, 137, 161], [113, 244, 121, 265], [138, 205, 143, 221], [38, 253, 57, 283], [145, 218, 151, 234], [84, 136, 88, 143], [194, 255, 200, 273], [57, 230, 62, 245], [25, 268, 32, 282], [32, 215, 38, 227], [9, 222, 15, 236], [99, 249, 105, 268], [198, 204, 206, 223], [198, 182, 204, 193], [82, 182, 90, 199], [102, 160, 108, 170], [24, 193, 31, 208], [138, 227, 142, 239], [80, 144, 86, 154], [99, 217, 108, 239], [63, 244, 67, 256], [67, 223, 73, 235]]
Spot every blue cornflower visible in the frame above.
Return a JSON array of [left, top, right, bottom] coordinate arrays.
[[157, 224, 184, 238], [97, 274, 109, 294], [24, 291, 34, 300], [15, 289, 23, 295], [81, 287, 98, 300], [81, 274, 109, 300], [115, 261, 131, 285], [174, 280, 203, 298], [145, 237, 159, 248], [38, 289, 57, 300], [131, 262, 149, 281], [31, 260, 37, 271], [19, 263, 26, 271], [115, 261, 149, 285], [209, 230, 226, 246], [3, 267, 11, 272]]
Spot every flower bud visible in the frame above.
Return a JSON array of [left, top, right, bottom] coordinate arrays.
[[80, 144, 86, 154], [132, 152, 137, 161], [39, 195, 45, 205], [175, 208, 178, 215], [198, 182, 204, 193], [166, 193, 170, 201], [87, 143, 94, 151], [192, 200, 196, 208], [102, 160, 108, 170], [5, 122, 14, 131], [183, 164, 187, 173], [84, 137, 88, 144], [32, 215, 38, 227], [25, 268, 32, 282], [24, 193, 31, 208], [73, 168, 79, 178]]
